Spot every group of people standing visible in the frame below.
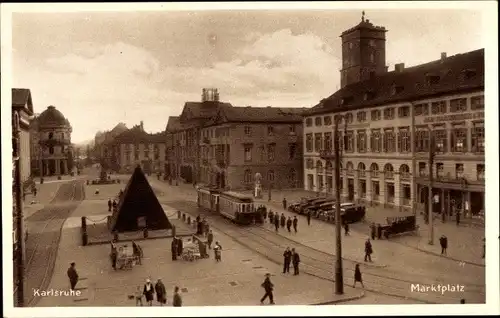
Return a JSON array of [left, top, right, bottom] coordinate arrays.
[[265, 210, 299, 234], [171, 236, 184, 261], [137, 278, 182, 307], [107, 198, 118, 212], [282, 247, 301, 275]]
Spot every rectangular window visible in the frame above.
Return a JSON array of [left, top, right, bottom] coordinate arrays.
[[436, 163, 444, 178], [450, 98, 467, 113], [356, 130, 367, 153], [477, 164, 485, 181], [383, 129, 396, 153], [471, 96, 484, 110], [414, 103, 429, 116], [324, 116, 332, 126], [345, 131, 355, 152], [289, 125, 296, 134], [433, 129, 448, 153], [267, 126, 274, 136], [450, 128, 468, 153], [305, 133, 313, 152], [472, 123, 485, 153], [345, 113, 354, 124], [398, 106, 410, 118], [431, 101, 447, 114], [371, 110, 381, 121], [398, 128, 411, 153], [306, 118, 313, 127], [244, 144, 252, 162], [370, 130, 382, 153], [324, 132, 332, 152], [357, 111, 366, 122], [315, 117, 322, 126], [244, 126, 252, 136], [455, 164, 464, 179], [288, 143, 297, 160], [416, 129, 430, 152], [267, 143, 276, 162], [314, 133, 322, 152], [419, 162, 427, 177], [383, 108, 395, 120]]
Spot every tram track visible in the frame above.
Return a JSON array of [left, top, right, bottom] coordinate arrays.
[[24, 181, 84, 307], [165, 200, 485, 304]]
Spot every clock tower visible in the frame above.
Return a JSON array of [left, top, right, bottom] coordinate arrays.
[[340, 12, 388, 88]]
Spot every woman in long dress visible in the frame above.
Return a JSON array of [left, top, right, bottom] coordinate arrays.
[[353, 264, 364, 288]]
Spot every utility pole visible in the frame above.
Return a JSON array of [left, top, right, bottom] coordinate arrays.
[[333, 117, 344, 294], [428, 133, 435, 245]]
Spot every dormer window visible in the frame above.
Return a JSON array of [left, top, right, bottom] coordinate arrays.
[[364, 91, 375, 101], [461, 68, 477, 80], [426, 73, 440, 85], [341, 96, 354, 105], [391, 84, 404, 96]]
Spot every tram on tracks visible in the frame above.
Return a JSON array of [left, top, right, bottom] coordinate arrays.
[[197, 187, 257, 225]]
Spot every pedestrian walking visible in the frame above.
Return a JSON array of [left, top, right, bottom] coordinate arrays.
[[268, 210, 274, 224], [376, 223, 382, 239], [286, 217, 292, 233], [274, 216, 279, 232], [134, 286, 143, 306], [292, 248, 300, 275], [364, 239, 373, 262], [171, 237, 178, 261], [456, 210, 461, 226], [283, 247, 292, 274], [143, 279, 155, 306], [292, 216, 298, 233], [112, 200, 117, 211], [439, 235, 448, 255], [280, 213, 286, 228], [344, 221, 350, 236], [155, 279, 167, 306], [173, 286, 182, 307], [260, 273, 275, 305], [282, 197, 287, 210], [370, 223, 376, 240], [353, 264, 364, 288], [214, 241, 222, 262], [108, 199, 112, 212], [67, 262, 79, 291], [306, 210, 311, 226], [177, 237, 183, 257], [110, 242, 117, 269], [207, 230, 214, 249]]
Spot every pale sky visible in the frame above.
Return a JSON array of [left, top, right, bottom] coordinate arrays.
[[11, 7, 485, 143]]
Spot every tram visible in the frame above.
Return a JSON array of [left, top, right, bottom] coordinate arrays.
[[197, 187, 256, 225]]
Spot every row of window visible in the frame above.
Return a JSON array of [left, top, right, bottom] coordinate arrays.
[[306, 95, 484, 127], [243, 143, 298, 162], [305, 160, 485, 182], [244, 125, 296, 137], [243, 168, 298, 184], [305, 124, 484, 154]]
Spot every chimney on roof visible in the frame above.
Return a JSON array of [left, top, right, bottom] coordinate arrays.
[[441, 52, 447, 61], [395, 63, 405, 73], [140, 121, 144, 130]]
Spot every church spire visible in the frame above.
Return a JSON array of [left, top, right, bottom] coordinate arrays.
[[362, 10, 365, 22]]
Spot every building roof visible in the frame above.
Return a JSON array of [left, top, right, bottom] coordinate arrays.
[[306, 49, 484, 116], [181, 101, 232, 121], [214, 106, 307, 124], [36, 105, 70, 127], [113, 125, 166, 144], [109, 165, 172, 232], [12, 88, 34, 114], [165, 116, 182, 133], [340, 18, 387, 36]]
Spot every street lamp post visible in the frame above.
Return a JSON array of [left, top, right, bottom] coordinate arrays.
[[333, 116, 344, 295], [428, 133, 436, 245]]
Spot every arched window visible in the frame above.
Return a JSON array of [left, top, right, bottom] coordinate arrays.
[[49, 146, 54, 155], [316, 160, 323, 173], [346, 161, 354, 175], [358, 162, 366, 177], [306, 159, 314, 169], [325, 161, 333, 174], [244, 169, 252, 183], [48, 132, 54, 140], [399, 164, 410, 179], [384, 163, 394, 179], [267, 170, 275, 182], [370, 163, 379, 178]]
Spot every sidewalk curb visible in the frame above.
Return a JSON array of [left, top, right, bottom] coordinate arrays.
[[311, 291, 365, 305], [399, 243, 485, 267]]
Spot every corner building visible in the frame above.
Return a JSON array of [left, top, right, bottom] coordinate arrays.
[[303, 16, 485, 219]]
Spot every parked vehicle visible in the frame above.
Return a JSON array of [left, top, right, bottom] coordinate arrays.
[[317, 203, 366, 224], [380, 215, 418, 239]]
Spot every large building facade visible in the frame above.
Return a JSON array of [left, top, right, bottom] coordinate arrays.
[[303, 16, 485, 219], [12, 89, 34, 185], [30, 105, 73, 177], [165, 89, 305, 190]]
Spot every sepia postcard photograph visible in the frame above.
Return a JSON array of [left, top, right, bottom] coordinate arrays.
[[1, 1, 499, 317]]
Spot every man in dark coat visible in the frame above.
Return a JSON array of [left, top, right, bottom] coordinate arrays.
[[364, 239, 373, 262], [282, 197, 287, 210], [177, 237, 183, 256], [143, 279, 154, 306], [155, 279, 167, 306], [268, 210, 274, 224], [283, 247, 292, 273], [207, 230, 214, 249], [292, 248, 300, 275], [260, 273, 275, 305], [274, 215, 279, 232], [280, 213, 286, 228], [108, 199, 112, 212], [171, 237, 178, 260], [67, 262, 79, 290], [292, 216, 298, 233], [344, 221, 350, 236], [370, 223, 376, 240], [173, 286, 182, 307], [306, 210, 311, 226], [439, 235, 448, 255], [456, 210, 461, 226], [286, 217, 292, 232]]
